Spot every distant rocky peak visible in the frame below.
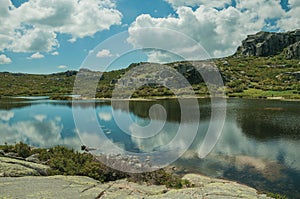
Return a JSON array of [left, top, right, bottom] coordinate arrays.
[[236, 29, 300, 59]]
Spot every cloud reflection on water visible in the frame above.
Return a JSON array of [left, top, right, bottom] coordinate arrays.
[[0, 111, 14, 122], [0, 113, 81, 148]]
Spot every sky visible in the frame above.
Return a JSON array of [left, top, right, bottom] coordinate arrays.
[[0, 0, 299, 74]]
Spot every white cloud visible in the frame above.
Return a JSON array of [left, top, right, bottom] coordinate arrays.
[[0, 0, 122, 53], [235, 0, 285, 20], [57, 65, 68, 69], [277, 4, 300, 30], [96, 49, 113, 58], [146, 50, 181, 63], [0, 111, 14, 121], [28, 52, 44, 59], [9, 28, 59, 53], [51, 51, 59, 56], [164, 0, 231, 8], [128, 7, 253, 59], [128, 1, 295, 61], [0, 54, 12, 64], [289, 0, 300, 7]]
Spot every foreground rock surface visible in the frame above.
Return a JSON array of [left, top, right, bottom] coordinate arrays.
[[0, 174, 272, 199], [0, 157, 273, 198]]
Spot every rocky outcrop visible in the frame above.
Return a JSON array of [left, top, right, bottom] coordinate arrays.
[[0, 157, 49, 177], [0, 157, 274, 198], [0, 174, 273, 199], [285, 41, 300, 59], [236, 29, 300, 59]]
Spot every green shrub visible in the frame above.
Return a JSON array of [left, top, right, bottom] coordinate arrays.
[[0, 142, 32, 158], [129, 169, 190, 189], [0, 142, 14, 153], [14, 142, 31, 158], [266, 192, 288, 199]]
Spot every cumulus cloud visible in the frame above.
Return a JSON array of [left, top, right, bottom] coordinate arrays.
[[28, 52, 44, 59], [96, 49, 113, 58], [0, 0, 12, 18], [57, 65, 68, 69], [164, 0, 231, 8], [146, 50, 180, 63], [289, 0, 300, 7], [236, 0, 285, 20], [277, 0, 300, 31], [10, 28, 59, 53], [0, 0, 122, 53], [0, 54, 12, 64], [51, 51, 59, 56], [128, 1, 296, 61]]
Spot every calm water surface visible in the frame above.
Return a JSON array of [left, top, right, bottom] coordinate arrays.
[[0, 98, 299, 197]]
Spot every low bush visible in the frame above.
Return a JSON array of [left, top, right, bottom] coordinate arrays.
[[129, 169, 191, 189], [0, 142, 31, 158], [266, 192, 288, 199]]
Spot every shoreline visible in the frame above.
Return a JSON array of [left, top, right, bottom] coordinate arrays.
[[93, 96, 300, 102], [2, 94, 299, 102]]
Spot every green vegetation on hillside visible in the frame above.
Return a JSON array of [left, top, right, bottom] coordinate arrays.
[[218, 55, 300, 99], [0, 55, 299, 99], [0, 71, 76, 97]]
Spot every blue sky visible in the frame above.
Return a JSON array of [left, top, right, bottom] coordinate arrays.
[[0, 0, 298, 74]]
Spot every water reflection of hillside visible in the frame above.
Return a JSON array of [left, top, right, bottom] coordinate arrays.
[[0, 99, 33, 110], [0, 99, 111, 110], [1, 98, 211, 123], [1, 98, 299, 141], [111, 99, 212, 123], [234, 99, 300, 140]]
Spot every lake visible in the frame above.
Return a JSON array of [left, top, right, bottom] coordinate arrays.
[[0, 98, 299, 197]]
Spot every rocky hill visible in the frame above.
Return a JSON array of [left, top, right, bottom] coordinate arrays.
[[236, 29, 300, 59], [0, 29, 300, 99]]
